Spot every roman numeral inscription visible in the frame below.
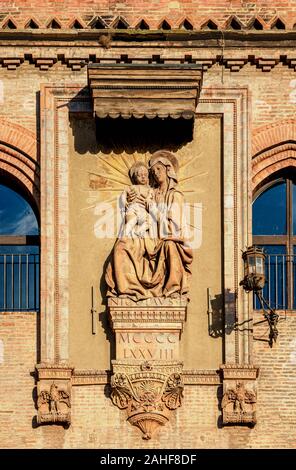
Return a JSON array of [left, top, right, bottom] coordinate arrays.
[[117, 331, 179, 360]]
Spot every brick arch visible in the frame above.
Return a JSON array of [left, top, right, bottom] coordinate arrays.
[[252, 143, 296, 192], [252, 119, 296, 157], [0, 118, 39, 209]]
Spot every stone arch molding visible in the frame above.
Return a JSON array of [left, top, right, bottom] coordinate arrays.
[[252, 119, 296, 192], [0, 118, 39, 207]]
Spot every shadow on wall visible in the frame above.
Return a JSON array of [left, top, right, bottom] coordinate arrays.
[[208, 289, 253, 338], [93, 116, 194, 154], [216, 383, 224, 429], [208, 293, 224, 338], [98, 252, 116, 361], [225, 288, 252, 335], [69, 116, 194, 155]]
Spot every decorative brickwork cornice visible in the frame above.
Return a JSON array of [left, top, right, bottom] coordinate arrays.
[[0, 47, 296, 74], [2, 2, 296, 33]]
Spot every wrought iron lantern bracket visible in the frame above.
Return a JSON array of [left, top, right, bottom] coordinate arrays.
[[240, 246, 279, 347]]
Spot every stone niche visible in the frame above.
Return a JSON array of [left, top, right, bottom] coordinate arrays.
[[108, 297, 187, 439]]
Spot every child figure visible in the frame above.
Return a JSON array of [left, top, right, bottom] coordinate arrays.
[[123, 161, 155, 238]]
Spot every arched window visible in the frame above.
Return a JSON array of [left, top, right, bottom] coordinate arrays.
[[0, 181, 39, 311], [253, 170, 296, 310]]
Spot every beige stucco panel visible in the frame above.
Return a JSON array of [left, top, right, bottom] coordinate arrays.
[[68, 115, 222, 369], [181, 116, 222, 368]]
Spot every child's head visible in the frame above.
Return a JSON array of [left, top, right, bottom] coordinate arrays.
[[129, 162, 149, 185]]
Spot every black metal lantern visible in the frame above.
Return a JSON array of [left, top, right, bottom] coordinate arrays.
[[240, 245, 279, 348], [240, 246, 266, 292]]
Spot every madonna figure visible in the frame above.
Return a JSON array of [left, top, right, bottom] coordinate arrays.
[[105, 150, 193, 300]]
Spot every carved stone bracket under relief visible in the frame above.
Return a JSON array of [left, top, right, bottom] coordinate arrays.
[[111, 360, 183, 440], [220, 364, 259, 426], [108, 298, 187, 439], [35, 363, 74, 425]]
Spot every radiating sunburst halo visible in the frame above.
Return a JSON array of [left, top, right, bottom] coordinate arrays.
[[83, 149, 206, 210]]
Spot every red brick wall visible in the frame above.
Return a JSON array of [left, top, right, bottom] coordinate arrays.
[[1, 1, 296, 29], [0, 313, 37, 448], [0, 2, 296, 448], [251, 315, 296, 448], [1, 311, 296, 448]]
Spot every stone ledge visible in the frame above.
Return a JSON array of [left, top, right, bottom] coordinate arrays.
[[220, 364, 259, 380], [108, 297, 188, 307], [72, 368, 221, 386], [108, 297, 187, 330], [36, 363, 74, 380]]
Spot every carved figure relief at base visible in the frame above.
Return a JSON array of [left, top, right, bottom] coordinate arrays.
[[222, 380, 257, 425], [37, 381, 71, 425], [111, 361, 183, 439]]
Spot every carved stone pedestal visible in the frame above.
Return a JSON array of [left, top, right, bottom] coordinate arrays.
[[220, 364, 259, 426], [108, 297, 187, 439], [108, 297, 187, 361], [36, 363, 73, 425]]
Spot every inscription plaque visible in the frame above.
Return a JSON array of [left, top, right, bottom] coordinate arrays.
[[117, 331, 179, 360]]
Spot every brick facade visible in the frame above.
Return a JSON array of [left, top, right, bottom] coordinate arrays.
[[1, 312, 296, 448], [0, 0, 296, 449]]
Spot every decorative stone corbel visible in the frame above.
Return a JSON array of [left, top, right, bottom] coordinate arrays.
[[35, 363, 74, 425], [111, 360, 184, 440], [108, 297, 187, 439], [220, 364, 259, 426]]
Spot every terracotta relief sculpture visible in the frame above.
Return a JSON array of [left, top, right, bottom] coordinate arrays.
[[37, 381, 71, 425], [122, 161, 155, 240], [105, 150, 193, 300], [107, 150, 191, 438], [111, 363, 184, 440], [222, 381, 257, 425]]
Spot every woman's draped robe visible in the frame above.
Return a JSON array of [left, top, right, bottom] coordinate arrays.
[[105, 187, 193, 300]]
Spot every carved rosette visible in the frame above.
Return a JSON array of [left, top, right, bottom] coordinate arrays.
[[220, 364, 259, 426], [35, 363, 74, 425], [111, 361, 184, 439]]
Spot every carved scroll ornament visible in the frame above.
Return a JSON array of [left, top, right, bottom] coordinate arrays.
[[111, 363, 184, 439]]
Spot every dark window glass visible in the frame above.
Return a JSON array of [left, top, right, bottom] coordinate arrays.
[[293, 182, 296, 235], [0, 182, 39, 312], [0, 247, 39, 311], [0, 184, 39, 235], [253, 181, 286, 235], [253, 245, 287, 310], [293, 246, 296, 309]]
